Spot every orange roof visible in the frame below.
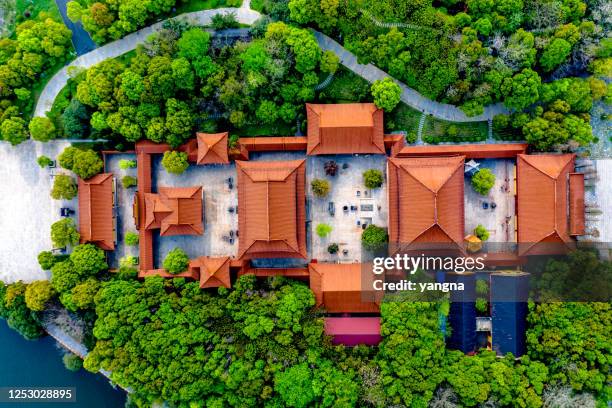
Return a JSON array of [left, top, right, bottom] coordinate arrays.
[[189, 256, 231, 289], [569, 173, 585, 236], [78, 173, 115, 250], [236, 159, 307, 259], [309, 263, 379, 313], [517, 154, 575, 255], [387, 156, 465, 249], [138, 268, 198, 279], [306, 103, 385, 155], [144, 186, 203, 236], [395, 143, 528, 159], [196, 132, 230, 164]]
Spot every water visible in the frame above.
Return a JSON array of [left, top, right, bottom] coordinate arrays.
[[0, 320, 126, 408]]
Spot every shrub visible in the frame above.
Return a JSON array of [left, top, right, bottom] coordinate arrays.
[[38, 251, 61, 270], [327, 243, 339, 254], [72, 149, 104, 180], [471, 168, 496, 195], [311, 179, 330, 198], [163, 248, 189, 274], [120, 256, 138, 268], [474, 224, 490, 241], [51, 219, 80, 248], [406, 131, 417, 144], [161, 151, 189, 174], [28, 117, 57, 142], [119, 159, 137, 169], [211, 12, 239, 30], [371, 77, 402, 112], [70, 244, 108, 276], [58, 146, 79, 170], [62, 353, 83, 372], [122, 175, 137, 188], [361, 224, 388, 251], [475, 297, 488, 313], [316, 223, 332, 238], [25, 281, 55, 312], [37, 155, 54, 168], [363, 169, 384, 189], [320, 50, 340, 74], [51, 175, 77, 200], [125, 232, 139, 246], [476, 279, 489, 296]]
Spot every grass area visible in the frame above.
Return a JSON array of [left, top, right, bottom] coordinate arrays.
[[492, 127, 525, 141], [232, 121, 295, 137], [317, 66, 372, 103], [16, 0, 61, 23], [173, 0, 242, 15], [422, 116, 488, 144], [250, 0, 264, 11], [386, 103, 422, 141]]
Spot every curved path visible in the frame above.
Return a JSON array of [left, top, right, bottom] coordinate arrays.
[[34, 7, 261, 117], [35, 4, 508, 122]]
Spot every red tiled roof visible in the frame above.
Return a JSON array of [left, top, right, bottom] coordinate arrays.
[[387, 156, 465, 248], [306, 103, 385, 155], [78, 173, 115, 250], [395, 143, 528, 159], [517, 154, 575, 255], [308, 263, 379, 313], [569, 173, 585, 236], [145, 187, 203, 236], [238, 137, 308, 152], [196, 132, 230, 164], [236, 160, 307, 259], [189, 256, 232, 289]]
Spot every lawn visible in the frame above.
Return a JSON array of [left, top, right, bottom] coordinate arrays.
[[387, 103, 422, 137], [173, 0, 242, 15], [317, 67, 372, 103], [422, 116, 489, 144], [232, 121, 296, 137]]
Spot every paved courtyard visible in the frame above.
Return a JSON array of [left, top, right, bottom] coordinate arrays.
[[0, 140, 75, 283], [464, 159, 516, 251], [152, 157, 238, 264], [307, 154, 388, 263], [105, 153, 138, 269], [584, 159, 612, 259]]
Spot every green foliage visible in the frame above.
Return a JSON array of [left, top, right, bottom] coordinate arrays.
[[473, 224, 490, 241], [70, 244, 108, 276], [38, 251, 61, 270], [50, 218, 80, 248], [121, 175, 137, 188], [311, 178, 330, 198], [163, 248, 189, 274], [178, 28, 211, 60], [28, 117, 57, 142], [540, 38, 572, 72], [118, 159, 137, 169], [24, 280, 55, 312], [50, 175, 77, 200], [71, 149, 104, 180], [475, 297, 488, 313], [471, 168, 495, 195], [315, 223, 332, 238], [371, 77, 402, 112], [320, 50, 339, 74], [274, 363, 315, 407], [125, 232, 139, 246], [37, 155, 54, 168], [0, 282, 44, 340], [501, 69, 541, 110], [361, 224, 388, 251], [211, 12, 240, 30], [363, 169, 384, 189], [327, 243, 339, 254], [1, 116, 28, 145], [161, 151, 189, 174], [58, 146, 79, 170], [62, 353, 83, 372]]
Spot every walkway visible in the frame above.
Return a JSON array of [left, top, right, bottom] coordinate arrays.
[[36, 3, 509, 122], [34, 7, 261, 117], [312, 31, 510, 122], [55, 0, 97, 55]]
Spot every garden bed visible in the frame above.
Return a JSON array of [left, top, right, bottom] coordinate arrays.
[[317, 67, 371, 103], [422, 116, 488, 144]]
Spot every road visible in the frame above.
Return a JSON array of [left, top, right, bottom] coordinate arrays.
[[54, 0, 97, 55]]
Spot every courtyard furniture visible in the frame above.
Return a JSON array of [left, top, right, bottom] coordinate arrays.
[[60, 208, 74, 217], [228, 207, 234, 214], [350, 205, 357, 211], [328, 202, 335, 216], [227, 177, 234, 190], [491, 202, 497, 209], [342, 249, 349, 256], [229, 230, 234, 238], [357, 220, 361, 226], [343, 205, 349, 213], [356, 190, 361, 197], [482, 202, 489, 209], [229, 238, 234, 245]]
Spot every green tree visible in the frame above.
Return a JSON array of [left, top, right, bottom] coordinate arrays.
[[474, 224, 490, 241], [163, 248, 189, 274], [28, 117, 57, 142], [66, 1, 83, 22], [37, 155, 54, 168], [50, 175, 77, 200], [1, 117, 28, 145], [274, 363, 315, 408], [540, 38, 572, 72], [256, 100, 279, 124], [501, 69, 541, 110], [71, 149, 104, 180], [121, 175, 137, 188], [471, 168, 495, 195], [125, 231, 139, 246], [311, 178, 330, 198], [171, 58, 195, 91], [371, 77, 402, 112], [316, 223, 332, 238], [51, 218, 80, 248], [177, 28, 211, 61], [118, 159, 137, 169], [24, 281, 55, 312], [63, 353, 83, 372], [119, 70, 145, 101], [363, 169, 384, 189], [320, 50, 339, 74], [362, 224, 388, 251], [69, 243, 108, 276], [0, 282, 44, 340], [38, 251, 62, 270], [161, 150, 189, 174], [58, 146, 79, 170]]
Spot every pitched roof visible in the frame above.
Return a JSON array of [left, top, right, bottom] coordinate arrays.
[[387, 156, 465, 249], [306, 103, 385, 155], [394, 143, 529, 159], [78, 173, 115, 250], [190, 256, 232, 289], [196, 132, 230, 164], [236, 159, 307, 259], [144, 186, 203, 236], [569, 173, 585, 236], [308, 263, 379, 313], [517, 154, 575, 255]]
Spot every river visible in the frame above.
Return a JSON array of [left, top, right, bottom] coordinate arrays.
[[0, 320, 126, 407]]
